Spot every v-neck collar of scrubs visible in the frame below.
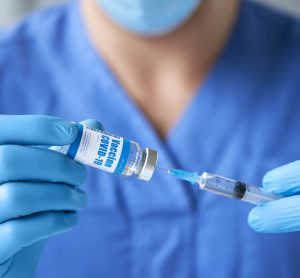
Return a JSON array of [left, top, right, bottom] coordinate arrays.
[[67, 0, 248, 211]]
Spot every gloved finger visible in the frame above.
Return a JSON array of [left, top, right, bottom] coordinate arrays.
[[0, 211, 78, 264], [80, 119, 104, 130], [0, 182, 87, 224], [6, 241, 46, 278], [262, 161, 300, 196], [0, 145, 87, 186], [248, 195, 300, 233], [0, 115, 77, 146]]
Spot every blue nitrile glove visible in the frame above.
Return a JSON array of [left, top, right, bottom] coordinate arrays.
[[248, 161, 300, 233], [0, 115, 88, 277]]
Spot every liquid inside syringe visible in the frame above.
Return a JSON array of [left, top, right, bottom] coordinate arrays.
[[156, 167, 282, 205]]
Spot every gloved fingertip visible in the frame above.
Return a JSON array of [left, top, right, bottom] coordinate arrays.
[[62, 211, 80, 228], [248, 206, 266, 233], [262, 161, 300, 195], [72, 162, 88, 187], [58, 211, 79, 233], [74, 188, 88, 210], [80, 119, 103, 131], [262, 172, 272, 187], [248, 197, 300, 233], [53, 120, 78, 145]]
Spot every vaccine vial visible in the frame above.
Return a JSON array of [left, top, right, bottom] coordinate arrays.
[[51, 124, 158, 181]]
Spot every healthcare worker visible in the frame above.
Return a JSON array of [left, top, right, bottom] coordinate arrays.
[[1, 0, 300, 277]]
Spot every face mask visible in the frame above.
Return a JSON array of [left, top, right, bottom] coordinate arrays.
[[96, 0, 202, 36]]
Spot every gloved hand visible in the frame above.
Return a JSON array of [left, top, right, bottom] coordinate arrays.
[[0, 115, 88, 277], [248, 161, 300, 233]]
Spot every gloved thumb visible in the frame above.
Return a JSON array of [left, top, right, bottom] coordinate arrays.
[[262, 161, 300, 196], [80, 119, 104, 131]]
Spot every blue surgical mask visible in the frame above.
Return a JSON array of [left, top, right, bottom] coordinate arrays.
[[96, 0, 202, 36]]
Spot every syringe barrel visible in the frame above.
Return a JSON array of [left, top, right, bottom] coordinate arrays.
[[198, 172, 244, 199], [242, 184, 281, 205], [198, 172, 282, 205]]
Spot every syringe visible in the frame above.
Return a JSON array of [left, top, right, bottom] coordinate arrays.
[[157, 168, 282, 205]]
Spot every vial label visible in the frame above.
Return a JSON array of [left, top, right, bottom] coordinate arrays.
[[69, 125, 130, 174]]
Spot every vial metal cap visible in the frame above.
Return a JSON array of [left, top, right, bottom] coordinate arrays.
[[137, 148, 158, 181]]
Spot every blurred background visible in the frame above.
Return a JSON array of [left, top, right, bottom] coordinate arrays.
[[0, 0, 300, 27]]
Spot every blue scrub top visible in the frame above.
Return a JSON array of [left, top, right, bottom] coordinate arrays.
[[1, 1, 300, 277]]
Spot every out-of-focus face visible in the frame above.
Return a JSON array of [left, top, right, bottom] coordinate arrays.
[[95, 0, 203, 36]]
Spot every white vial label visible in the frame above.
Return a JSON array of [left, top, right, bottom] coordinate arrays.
[[74, 125, 124, 173]]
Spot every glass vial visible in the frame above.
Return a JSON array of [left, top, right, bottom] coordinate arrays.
[[51, 124, 158, 181]]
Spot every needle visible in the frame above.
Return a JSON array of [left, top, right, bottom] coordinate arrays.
[[155, 166, 170, 173], [155, 167, 199, 184]]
